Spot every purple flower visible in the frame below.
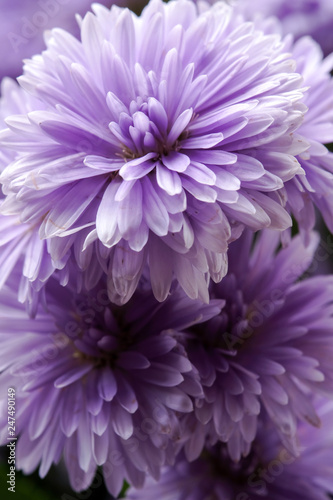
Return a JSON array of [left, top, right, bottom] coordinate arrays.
[[0, 272, 223, 496], [0, 0, 309, 305], [127, 397, 333, 500], [236, 0, 333, 56], [0, 0, 131, 81], [283, 37, 333, 236], [0, 78, 70, 308], [177, 229, 333, 461], [234, 7, 333, 237]]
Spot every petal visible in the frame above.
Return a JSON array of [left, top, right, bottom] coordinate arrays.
[[181, 133, 223, 149], [156, 163, 182, 195], [184, 161, 216, 185], [167, 108, 193, 145], [115, 374, 138, 414], [142, 177, 169, 236], [117, 351, 150, 370], [96, 180, 120, 246], [112, 404, 133, 440], [84, 155, 123, 172], [161, 151, 190, 172], [139, 363, 184, 387], [119, 153, 156, 180], [98, 367, 118, 401], [54, 363, 93, 388], [41, 177, 105, 238], [92, 431, 109, 466], [117, 181, 143, 238], [148, 235, 173, 302]]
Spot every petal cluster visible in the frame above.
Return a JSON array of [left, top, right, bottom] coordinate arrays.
[[127, 398, 333, 500], [234, 5, 333, 237]]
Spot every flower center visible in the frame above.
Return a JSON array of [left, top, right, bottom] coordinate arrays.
[[109, 94, 193, 162], [204, 444, 264, 492], [59, 294, 133, 367]]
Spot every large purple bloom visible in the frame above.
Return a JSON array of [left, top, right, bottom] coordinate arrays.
[[127, 397, 333, 500], [0, 0, 308, 305], [177, 229, 333, 461], [0, 273, 221, 496]]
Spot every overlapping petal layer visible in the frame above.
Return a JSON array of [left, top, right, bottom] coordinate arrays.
[[127, 398, 333, 500]]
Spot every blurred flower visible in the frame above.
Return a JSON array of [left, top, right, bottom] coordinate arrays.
[[0, 273, 221, 495], [0, 0, 133, 81], [0, 0, 309, 306], [235, 0, 333, 56], [177, 229, 333, 461], [127, 397, 333, 500]]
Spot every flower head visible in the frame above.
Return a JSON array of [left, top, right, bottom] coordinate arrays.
[[0, 78, 72, 309], [0, 0, 308, 305], [236, 0, 333, 56], [127, 397, 333, 500], [0, 272, 222, 495], [233, 5, 333, 237], [283, 36, 333, 236], [178, 229, 333, 461]]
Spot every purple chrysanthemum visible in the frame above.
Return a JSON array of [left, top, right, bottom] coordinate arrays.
[[0, 273, 222, 496], [176, 229, 333, 461], [0, 78, 69, 308], [282, 37, 333, 236], [127, 397, 333, 500], [235, 0, 333, 56], [0, 0, 309, 305], [233, 7, 333, 237]]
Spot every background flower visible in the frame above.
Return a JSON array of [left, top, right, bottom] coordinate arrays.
[[178, 229, 333, 461], [0, 271, 222, 496], [233, 4, 333, 239], [0, 0, 147, 81], [0, 78, 71, 309], [127, 397, 333, 500], [235, 0, 333, 56], [281, 36, 333, 237]]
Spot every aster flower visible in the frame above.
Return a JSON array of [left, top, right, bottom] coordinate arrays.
[[282, 37, 333, 236], [0, 272, 224, 496], [0, 78, 72, 308], [0, 0, 309, 305], [127, 397, 333, 500], [233, 5, 333, 237], [176, 229, 333, 461], [235, 0, 333, 56], [0, 78, 109, 309]]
